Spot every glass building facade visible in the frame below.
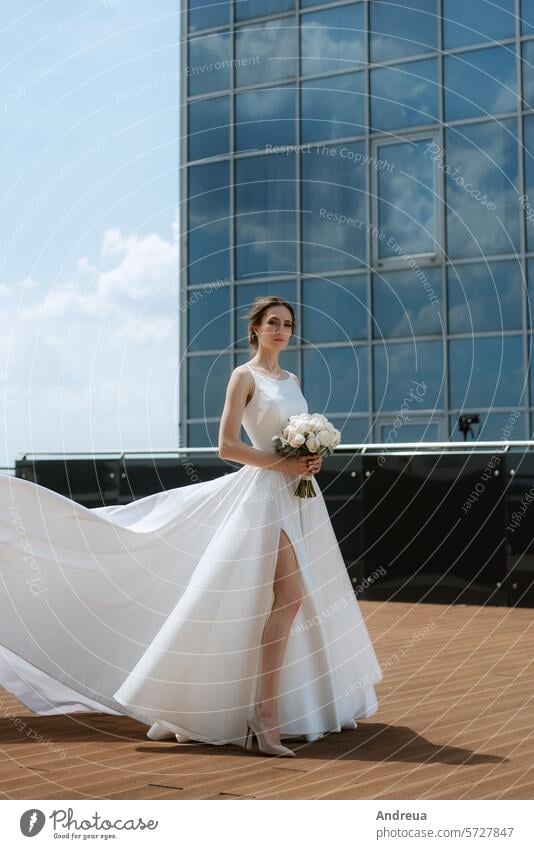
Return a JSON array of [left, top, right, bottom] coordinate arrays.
[[181, 0, 534, 448]]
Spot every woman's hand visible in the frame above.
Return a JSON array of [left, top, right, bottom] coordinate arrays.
[[281, 454, 322, 475]]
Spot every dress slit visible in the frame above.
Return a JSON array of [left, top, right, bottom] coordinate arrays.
[[276, 524, 306, 605]]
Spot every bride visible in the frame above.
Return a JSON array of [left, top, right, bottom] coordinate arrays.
[[0, 295, 383, 758]]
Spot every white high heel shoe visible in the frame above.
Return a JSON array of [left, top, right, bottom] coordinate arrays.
[[175, 733, 196, 743], [146, 722, 175, 741], [147, 722, 194, 743], [245, 709, 295, 757]]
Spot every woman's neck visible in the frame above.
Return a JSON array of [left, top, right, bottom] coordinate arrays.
[[250, 355, 281, 373]]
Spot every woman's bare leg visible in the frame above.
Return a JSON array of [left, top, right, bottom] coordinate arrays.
[[255, 529, 302, 745]]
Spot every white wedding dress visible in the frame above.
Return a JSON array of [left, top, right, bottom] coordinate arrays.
[[0, 364, 383, 748]]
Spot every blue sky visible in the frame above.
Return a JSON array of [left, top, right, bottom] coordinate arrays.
[[0, 1, 180, 469]]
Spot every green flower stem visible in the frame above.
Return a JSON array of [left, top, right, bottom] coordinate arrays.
[[295, 475, 316, 498]]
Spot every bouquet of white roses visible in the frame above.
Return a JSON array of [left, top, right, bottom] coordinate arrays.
[[272, 413, 341, 498]]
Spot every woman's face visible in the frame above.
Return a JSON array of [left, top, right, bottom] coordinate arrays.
[[255, 306, 293, 350]]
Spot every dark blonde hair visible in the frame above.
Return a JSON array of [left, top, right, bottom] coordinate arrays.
[[241, 296, 296, 349]]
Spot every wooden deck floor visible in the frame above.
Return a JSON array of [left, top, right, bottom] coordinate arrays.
[[1, 600, 533, 800]]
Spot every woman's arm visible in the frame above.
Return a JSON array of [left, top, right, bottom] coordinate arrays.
[[218, 368, 288, 470]]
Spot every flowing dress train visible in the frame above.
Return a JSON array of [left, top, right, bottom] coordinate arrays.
[[0, 364, 383, 747]]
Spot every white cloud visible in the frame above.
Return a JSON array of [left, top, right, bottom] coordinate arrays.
[[39, 211, 178, 320], [1, 213, 179, 467], [100, 227, 124, 257]]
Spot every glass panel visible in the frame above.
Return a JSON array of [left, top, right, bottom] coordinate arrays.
[[445, 119, 519, 259], [301, 0, 345, 6], [234, 280, 297, 347], [301, 72, 365, 143], [235, 153, 297, 278], [522, 40, 534, 110], [448, 260, 523, 334], [301, 3, 365, 77], [301, 141, 367, 273], [188, 160, 231, 285], [444, 46, 517, 121], [188, 284, 231, 352], [302, 275, 367, 342], [329, 416, 370, 443], [443, 0, 515, 48], [370, 58, 438, 132], [187, 354, 232, 418], [188, 31, 232, 96], [527, 258, 534, 326], [189, 0, 230, 33], [377, 138, 436, 258], [187, 421, 222, 447], [188, 95, 230, 161], [449, 336, 525, 409], [236, 0, 294, 21], [236, 17, 297, 86], [523, 117, 534, 252], [373, 340, 444, 412], [379, 421, 440, 442], [303, 345, 369, 413], [520, 0, 534, 36], [450, 411, 526, 441], [372, 267, 443, 338], [236, 85, 296, 153], [370, 0, 438, 62]]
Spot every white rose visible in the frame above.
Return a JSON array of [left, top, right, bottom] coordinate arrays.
[[289, 433, 306, 448], [317, 429, 334, 447], [306, 435, 320, 452]]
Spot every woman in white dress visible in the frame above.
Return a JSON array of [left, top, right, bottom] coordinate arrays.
[[0, 295, 383, 758]]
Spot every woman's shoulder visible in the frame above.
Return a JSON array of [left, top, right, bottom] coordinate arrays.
[[230, 364, 255, 388], [233, 363, 253, 378]]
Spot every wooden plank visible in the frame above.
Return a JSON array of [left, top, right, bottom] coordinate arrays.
[[1, 601, 532, 800]]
